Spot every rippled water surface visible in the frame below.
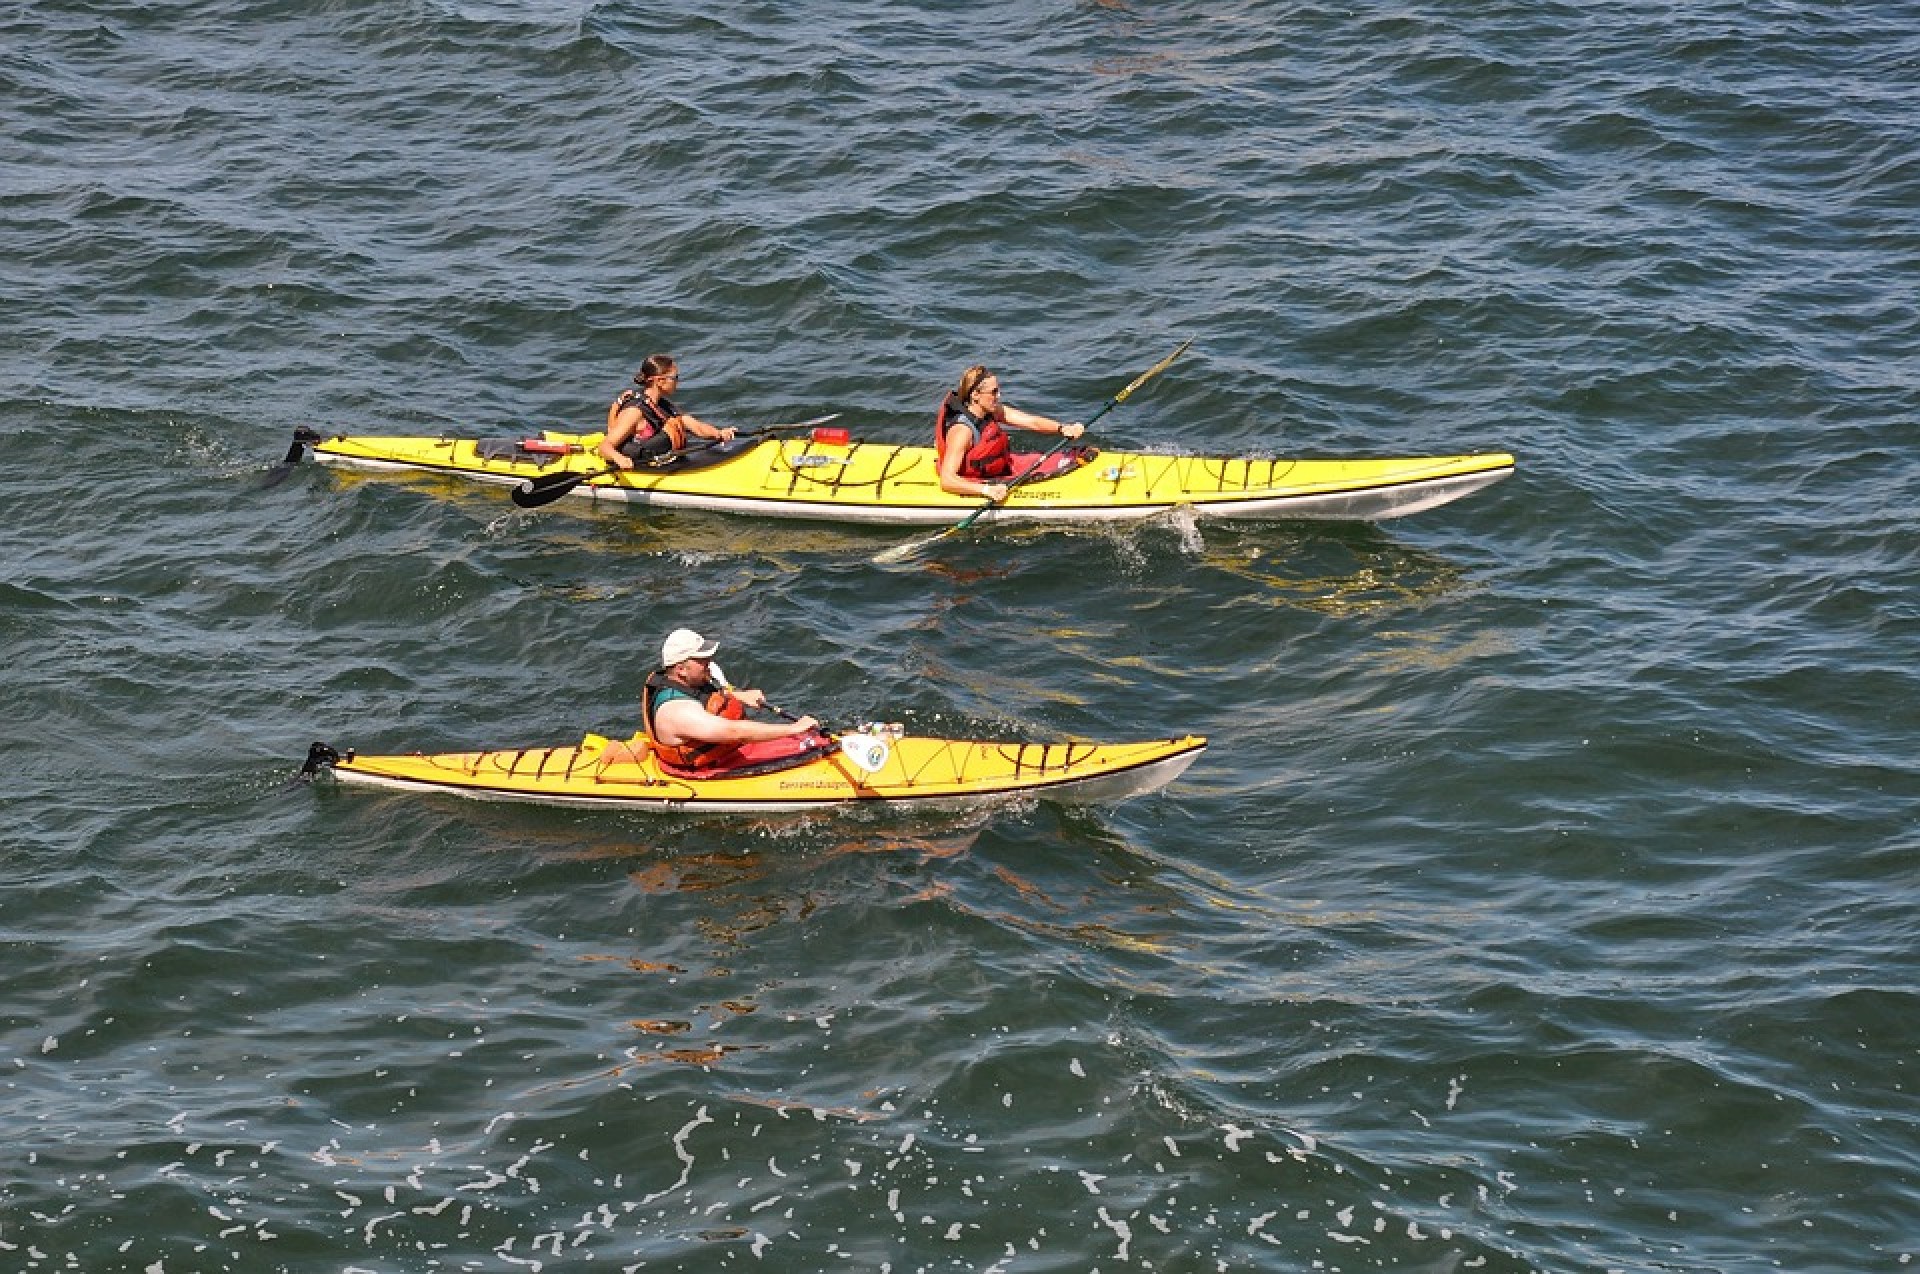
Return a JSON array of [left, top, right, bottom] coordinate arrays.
[[5, 2, 1918, 1270]]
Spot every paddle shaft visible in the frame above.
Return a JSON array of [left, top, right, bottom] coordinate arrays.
[[715, 675, 876, 740], [709, 665, 804, 727]]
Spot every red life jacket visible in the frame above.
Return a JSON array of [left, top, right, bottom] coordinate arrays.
[[935, 393, 1013, 480], [640, 672, 748, 772]]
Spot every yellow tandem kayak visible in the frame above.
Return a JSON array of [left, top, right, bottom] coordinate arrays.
[[298, 731, 1207, 815], [290, 425, 1514, 526]]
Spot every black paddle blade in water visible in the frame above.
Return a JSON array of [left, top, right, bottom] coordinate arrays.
[[275, 741, 344, 794], [262, 427, 324, 488]]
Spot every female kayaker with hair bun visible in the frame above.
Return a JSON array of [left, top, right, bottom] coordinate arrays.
[[596, 354, 738, 470], [935, 364, 1086, 503]]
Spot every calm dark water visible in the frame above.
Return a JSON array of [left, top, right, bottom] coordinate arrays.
[[5, 2, 1918, 1271]]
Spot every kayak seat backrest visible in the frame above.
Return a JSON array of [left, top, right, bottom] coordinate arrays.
[[592, 733, 658, 781]]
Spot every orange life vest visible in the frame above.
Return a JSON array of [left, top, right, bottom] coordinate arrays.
[[640, 671, 748, 772]]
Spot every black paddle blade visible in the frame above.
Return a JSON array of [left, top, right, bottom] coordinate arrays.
[[300, 741, 341, 777], [277, 741, 344, 793], [510, 471, 591, 509], [284, 426, 323, 463], [262, 427, 324, 488]]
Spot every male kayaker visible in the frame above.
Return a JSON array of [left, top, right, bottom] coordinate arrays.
[[935, 365, 1086, 502], [596, 355, 738, 469], [639, 628, 821, 775]]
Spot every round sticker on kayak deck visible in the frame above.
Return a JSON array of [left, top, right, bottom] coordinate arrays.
[[841, 735, 890, 773]]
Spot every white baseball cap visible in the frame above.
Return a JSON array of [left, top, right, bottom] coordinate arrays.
[[660, 628, 719, 667]]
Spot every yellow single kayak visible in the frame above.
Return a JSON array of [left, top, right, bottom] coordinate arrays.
[[298, 731, 1206, 815], [290, 424, 1514, 526]]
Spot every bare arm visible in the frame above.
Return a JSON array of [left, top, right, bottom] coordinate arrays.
[[1000, 403, 1084, 439], [668, 410, 736, 442], [596, 403, 644, 469], [654, 697, 817, 746]]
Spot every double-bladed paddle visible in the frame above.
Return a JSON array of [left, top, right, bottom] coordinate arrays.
[[509, 413, 842, 510], [872, 339, 1193, 564]]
